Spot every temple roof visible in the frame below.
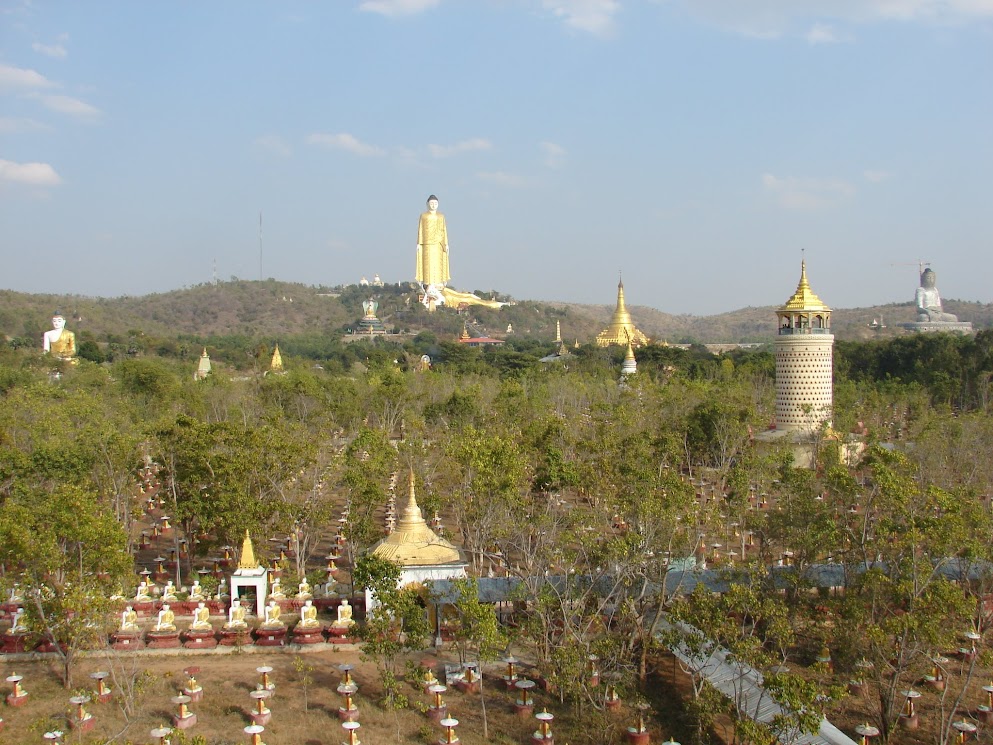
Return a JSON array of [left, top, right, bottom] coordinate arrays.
[[595, 278, 649, 347], [779, 261, 830, 313], [371, 473, 464, 567]]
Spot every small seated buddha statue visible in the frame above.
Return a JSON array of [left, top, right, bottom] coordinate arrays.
[[134, 579, 153, 602], [261, 600, 284, 629], [190, 602, 212, 631], [161, 581, 179, 602], [188, 580, 206, 601], [120, 606, 140, 633], [8, 608, 27, 633], [333, 599, 355, 628], [224, 604, 248, 630], [155, 605, 177, 632], [298, 600, 320, 629], [295, 579, 313, 600], [268, 578, 285, 601]]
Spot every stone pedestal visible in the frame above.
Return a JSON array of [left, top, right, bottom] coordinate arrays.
[[34, 638, 66, 654], [923, 676, 945, 692], [70, 715, 95, 732], [626, 732, 650, 745], [218, 628, 249, 646], [146, 630, 181, 649], [977, 706, 993, 725], [1, 632, 29, 654], [326, 625, 354, 644], [184, 687, 203, 703], [428, 705, 448, 722], [338, 706, 360, 722], [606, 698, 622, 711], [254, 626, 287, 647], [514, 702, 534, 717], [532, 734, 554, 745], [183, 629, 218, 649], [250, 710, 271, 727], [111, 630, 145, 650], [899, 714, 919, 730], [5, 692, 27, 707], [455, 679, 480, 695], [173, 713, 198, 729], [290, 625, 324, 645], [847, 681, 866, 696]]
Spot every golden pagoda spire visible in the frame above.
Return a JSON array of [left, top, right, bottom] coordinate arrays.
[[399, 470, 425, 530], [270, 344, 283, 372], [780, 259, 830, 312], [370, 470, 462, 566], [459, 324, 470, 341], [554, 320, 562, 345], [238, 529, 258, 570], [596, 275, 649, 347]]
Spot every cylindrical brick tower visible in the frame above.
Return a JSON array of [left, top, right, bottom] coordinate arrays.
[[774, 261, 833, 432]]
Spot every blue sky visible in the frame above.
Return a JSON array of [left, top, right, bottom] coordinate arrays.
[[1, 0, 991, 315]]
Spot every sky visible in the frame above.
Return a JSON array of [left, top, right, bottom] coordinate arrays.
[[1, 0, 991, 316]]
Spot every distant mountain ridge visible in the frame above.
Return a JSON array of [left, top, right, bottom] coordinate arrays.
[[1, 280, 990, 345]]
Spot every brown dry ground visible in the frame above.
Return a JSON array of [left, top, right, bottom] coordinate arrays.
[[0, 646, 690, 745]]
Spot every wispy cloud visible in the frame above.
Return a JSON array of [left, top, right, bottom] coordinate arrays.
[[677, 0, 993, 39], [29, 92, 101, 119], [0, 116, 52, 134], [254, 135, 292, 157], [540, 141, 567, 168], [307, 132, 386, 157], [863, 169, 890, 183], [0, 63, 56, 89], [542, 0, 620, 36], [476, 171, 527, 187], [427, 138, 492, 158], [32, 36, 68, 59], [762, 172, 855, 209], [0, 158, 62, 186], [358, 0, 441, 17], [805, 23, 850, 44]]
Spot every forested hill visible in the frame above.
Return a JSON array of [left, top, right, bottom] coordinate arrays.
[[1, 280, 991, 345]]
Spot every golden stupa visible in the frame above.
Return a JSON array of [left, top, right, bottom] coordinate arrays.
[[238, 530, 259, 570], [595, 277, 649, 347], [780, 260, 831, 313], [371, 472, 462, 567], [270, 344, 284, 372]]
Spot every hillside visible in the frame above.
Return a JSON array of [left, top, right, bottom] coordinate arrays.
[[1, 280, 990, 346]]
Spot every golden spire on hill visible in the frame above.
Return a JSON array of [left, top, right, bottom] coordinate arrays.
[[238, 530, 258, 570], [270, 344, 284, 372], [596, 276, 649, 347]]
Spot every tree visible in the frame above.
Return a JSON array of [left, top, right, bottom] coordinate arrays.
[[447, 577, 505, 739], [0, 484, 131, 688], [353, 553, 432, 709]]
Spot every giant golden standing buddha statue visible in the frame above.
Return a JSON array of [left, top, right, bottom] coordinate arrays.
[[414, 195, 506, 311], [595, 278, 649, 347]]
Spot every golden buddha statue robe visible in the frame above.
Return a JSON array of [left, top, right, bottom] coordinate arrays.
[[416, 210, 450, 286], [46, 330, 76, 359]]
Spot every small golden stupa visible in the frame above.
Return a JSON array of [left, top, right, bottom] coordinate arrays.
[[779, 260, 831, 315], [238, 530, 259, 570], [371, 472, 462, 566], [270, 344, 284, 372], [595, 277, 649, 347]]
